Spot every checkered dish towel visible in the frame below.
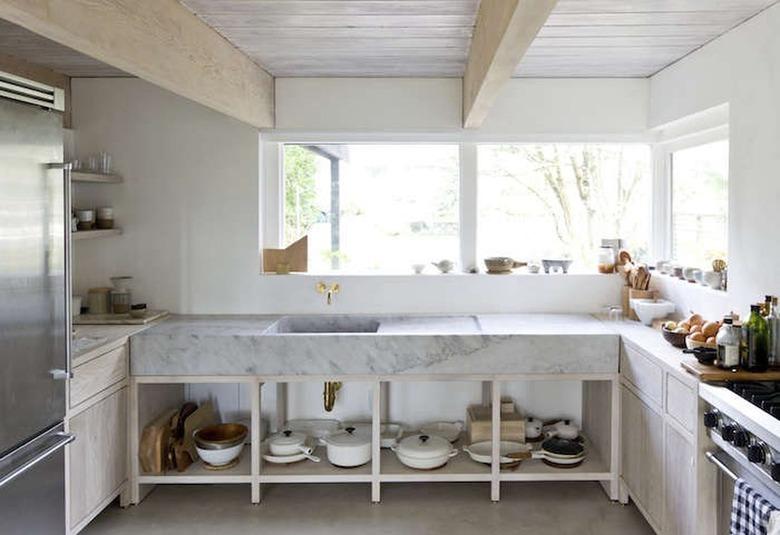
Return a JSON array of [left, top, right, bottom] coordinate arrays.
[[731, 478, 778, 535]]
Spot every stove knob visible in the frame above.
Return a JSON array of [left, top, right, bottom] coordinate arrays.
[[732, 431, 749, 448], [703, 411, 719, 428], [722, 425, 736, 442], [747, 445, 766, 464], [772, 463, 780, 483]]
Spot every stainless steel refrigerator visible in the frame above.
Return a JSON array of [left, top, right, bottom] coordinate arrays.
[[0, 71, 74, 534]]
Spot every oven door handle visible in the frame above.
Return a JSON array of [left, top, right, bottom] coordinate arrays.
[[706, 451, 738, 482], [0, 432, 75, 489]]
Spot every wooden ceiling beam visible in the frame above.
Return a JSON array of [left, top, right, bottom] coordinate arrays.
[[463, 0, 558, 128], [0, 0, 274, 128]]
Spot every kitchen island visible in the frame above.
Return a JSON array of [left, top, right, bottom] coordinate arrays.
[[128, 314, 623, 506]]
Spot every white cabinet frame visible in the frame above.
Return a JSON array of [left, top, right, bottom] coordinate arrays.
[[127, 372, 621, 505]]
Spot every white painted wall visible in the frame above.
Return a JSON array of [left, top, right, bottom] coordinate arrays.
[[649, 3, 780, 317], [71, 76, 645, 430], [276, 77, 649, 138]]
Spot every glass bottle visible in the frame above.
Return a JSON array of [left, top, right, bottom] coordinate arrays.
[[716, 317, 740, 370], [769, 296, 780, 368], [741, 304, 769, 372]]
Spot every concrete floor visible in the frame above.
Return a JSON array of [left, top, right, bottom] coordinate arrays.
[[84, 482, 653, 534]]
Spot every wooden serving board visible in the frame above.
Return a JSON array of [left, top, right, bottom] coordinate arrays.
[[681, 357, 780, 382], [73, 309, 169, 325]]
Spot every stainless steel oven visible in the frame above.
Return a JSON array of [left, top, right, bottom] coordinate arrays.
[[701, 382, 780, 533]]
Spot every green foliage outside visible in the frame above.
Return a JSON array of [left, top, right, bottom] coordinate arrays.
[[284, 145, 320, 245]]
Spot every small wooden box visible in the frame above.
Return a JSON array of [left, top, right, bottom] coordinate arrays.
[[466, 405, 525, 443]]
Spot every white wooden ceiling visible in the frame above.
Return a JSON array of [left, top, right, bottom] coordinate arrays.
[[0, 0, 776, 79], [0, 18, 125, 77], [180, 0, 778, 78]]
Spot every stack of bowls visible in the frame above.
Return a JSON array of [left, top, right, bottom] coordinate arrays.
[[193, 423, 248, 468]]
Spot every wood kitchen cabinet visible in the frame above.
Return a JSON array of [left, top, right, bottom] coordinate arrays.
[[621, 384, 664, 530], [68, 388, 127, 530], [663, 423, 695, 535], [66, 340, 130, 534], [620, 340, 699, 535]]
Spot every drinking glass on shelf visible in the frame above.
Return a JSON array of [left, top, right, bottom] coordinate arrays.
[[87, 154, 98, 172], [99, 152, 111, 174]]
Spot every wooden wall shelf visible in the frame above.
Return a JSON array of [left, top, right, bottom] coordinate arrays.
[[72, 171, 123, 184], [72, 228, 122, 240]]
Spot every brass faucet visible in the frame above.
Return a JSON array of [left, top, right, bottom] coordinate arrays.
[[316, 281, 342, 409], [316, 281, 340, 305]]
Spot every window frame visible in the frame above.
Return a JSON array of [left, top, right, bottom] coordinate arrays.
[[261, 132, 657, 276], [653, 125, 729, 266]]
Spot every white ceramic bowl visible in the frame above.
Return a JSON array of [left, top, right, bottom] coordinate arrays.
[[196, 442, 244, 467]]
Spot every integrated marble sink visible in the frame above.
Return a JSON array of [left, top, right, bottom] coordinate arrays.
[[263, 315, 481, 335], [265, 315, 381, 334], [130, 314, 620, 376]]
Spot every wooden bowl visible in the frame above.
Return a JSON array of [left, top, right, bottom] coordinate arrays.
[[661, 327, 687, 348], [194, 423, 248, 450]]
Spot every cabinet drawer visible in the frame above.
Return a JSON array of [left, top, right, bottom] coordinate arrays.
[[666, 373, 696, 433], [620, 342, 663, 406], [70, 345, 127, 407]]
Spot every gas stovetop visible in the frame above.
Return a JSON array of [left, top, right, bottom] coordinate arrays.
[[728, 382, 780, 419]]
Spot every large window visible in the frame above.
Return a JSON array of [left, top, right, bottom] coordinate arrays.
[[283, 144, 459, 273], [670, 140, 728, 268], [478, 144, 651, 269]]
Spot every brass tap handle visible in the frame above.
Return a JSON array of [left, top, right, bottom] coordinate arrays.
[[316, 282, 340, 305]]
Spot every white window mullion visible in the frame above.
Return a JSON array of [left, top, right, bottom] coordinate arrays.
[[459, 143, 478, 273], [262, 140, 283, 249], [651, 144, 672, 261]]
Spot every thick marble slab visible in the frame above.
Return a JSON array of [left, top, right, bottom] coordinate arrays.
[[130, 314, 619, 377]]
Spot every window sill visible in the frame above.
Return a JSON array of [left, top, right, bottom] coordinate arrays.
[[653, 272, 727, 295], [259, 272, 623, 279]]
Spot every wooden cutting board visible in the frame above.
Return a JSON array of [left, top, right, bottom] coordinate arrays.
[[73, 309, 169, 325], [681, 357, 780, 382]]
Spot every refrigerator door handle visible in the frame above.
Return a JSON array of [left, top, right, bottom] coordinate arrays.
[[0, 432, 75, 489], [47, 162, 72, 379]]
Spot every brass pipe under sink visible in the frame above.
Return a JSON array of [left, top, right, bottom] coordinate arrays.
[[323, 381, 342, 412]]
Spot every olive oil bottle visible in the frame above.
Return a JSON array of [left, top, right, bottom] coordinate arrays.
[[741, 304, 769, 372]]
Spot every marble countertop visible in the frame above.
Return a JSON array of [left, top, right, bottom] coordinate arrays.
[[604, 318, 698, 387], [73, 323, 157, 367], [130, 314, 621, 377]]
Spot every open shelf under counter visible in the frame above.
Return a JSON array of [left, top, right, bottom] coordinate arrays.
[[138, 451, 251, 485], [499, 436, 610, 482], [380, 434, 491, 482], [72, 228, 122, 240], [260, 445, 372, 483]]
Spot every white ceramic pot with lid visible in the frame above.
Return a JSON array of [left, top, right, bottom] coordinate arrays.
[[268, 430, 319, 462], [546, 419, 579, 440], [323, 426, 371, 467], [391, 434, 458, 470], [525, 417, 543, 440]]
